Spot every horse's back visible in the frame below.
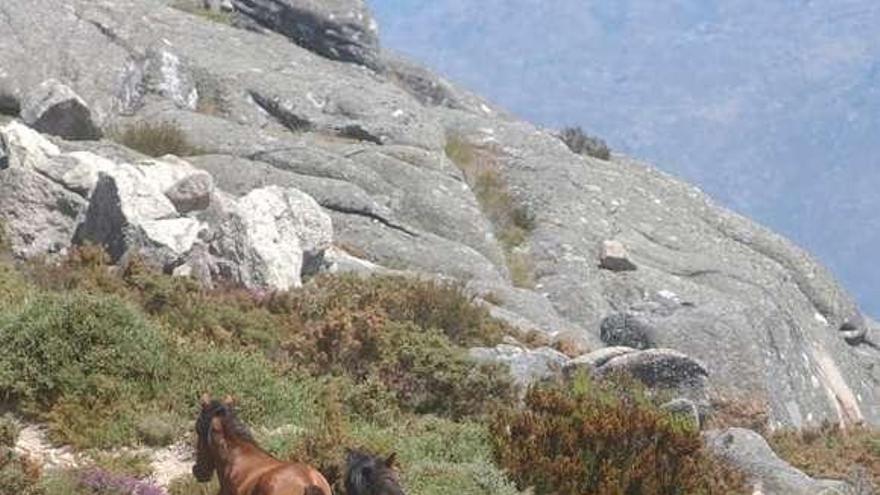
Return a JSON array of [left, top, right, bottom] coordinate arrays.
[[258, 462, 332, 495]]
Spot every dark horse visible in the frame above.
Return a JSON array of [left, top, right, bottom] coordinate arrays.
[[344, 449, 406, 495], [193, 395, 332, 495]]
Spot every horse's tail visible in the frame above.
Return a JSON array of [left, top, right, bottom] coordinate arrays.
[[304, 486, 326, 495]]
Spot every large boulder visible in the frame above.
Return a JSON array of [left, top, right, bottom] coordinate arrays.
[[195, 185, 332, 290], [0, 122, 86, 257], [706, 428, 851, 495], [231, 0, 381, 69], [20, 79, 101, 140], [600, 313, 657, 349], [72, 161, 204, 266]]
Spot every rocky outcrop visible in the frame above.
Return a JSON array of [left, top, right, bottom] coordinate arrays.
[[706, 428, 852, 495], [231, 0, 381, 69], [0, 120, 331, 290], [0, 0, 876, 428]]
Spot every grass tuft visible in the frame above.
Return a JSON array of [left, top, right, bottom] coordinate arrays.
[[171, 1, 235, 25], [445, 135, 536, 288], [109, 121, 202, 158]]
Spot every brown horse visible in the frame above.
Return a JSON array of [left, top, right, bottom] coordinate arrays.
[[344, 449, 406, 495], [193, 395, 332, 495]]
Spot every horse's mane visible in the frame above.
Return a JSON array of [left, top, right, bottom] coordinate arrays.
[[345, 450, 404, 495], [196, 400, 254, 443]]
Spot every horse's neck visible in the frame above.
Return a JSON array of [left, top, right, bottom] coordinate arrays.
[[216, 438, 275, 493]]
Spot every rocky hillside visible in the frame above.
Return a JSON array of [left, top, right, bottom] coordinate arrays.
[[0, 0, 878, 492], [1, 0, 878, 428]]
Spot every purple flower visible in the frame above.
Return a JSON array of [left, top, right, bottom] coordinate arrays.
[[79, 469, 166, 495]]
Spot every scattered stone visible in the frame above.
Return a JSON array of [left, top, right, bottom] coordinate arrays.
[[165, 170, 214, 214], [599, 239, 637, 271], [20, 80, 101, 140]]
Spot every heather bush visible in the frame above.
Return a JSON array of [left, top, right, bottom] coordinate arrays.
[[78, 469, 165, 495], [558, 126, 611, 160], [769, 424, 880, 489], [490, 374, 747, 495]]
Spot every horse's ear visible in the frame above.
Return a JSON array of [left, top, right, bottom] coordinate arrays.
[[200, 393, 211, 409], [222, 395, 236, 407], [385, 452, 397, 468]]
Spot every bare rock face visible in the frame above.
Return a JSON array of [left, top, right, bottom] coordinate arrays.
[[20, 80, 101, 140]]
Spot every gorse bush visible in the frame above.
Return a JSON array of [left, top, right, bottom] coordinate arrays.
[[109, 121, 201, 158], [559, 126, 611, 160], [490, 374, 747, 495]]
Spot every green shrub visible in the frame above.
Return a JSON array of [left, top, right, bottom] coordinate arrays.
[[165, 346, 318, 431], [559, 126, 611, 160], [377, 323, 513, 418], [109, 121, 201, 158], [352, 417, 520, 495], [490, 374, 747, 495], [0, 293, 168, 447], [0, 293, 167, 408], [136, 413, 178, 447]]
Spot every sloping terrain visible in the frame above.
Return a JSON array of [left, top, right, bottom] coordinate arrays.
[[0, 0, 876, 430], [0, 1, 879, 493]]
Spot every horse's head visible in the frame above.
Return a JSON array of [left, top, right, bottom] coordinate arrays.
[[193, 394, 238, 482], [344, 449, 405, 495]]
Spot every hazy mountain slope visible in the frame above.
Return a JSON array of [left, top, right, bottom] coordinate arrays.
[[370, 0, 880, 316]]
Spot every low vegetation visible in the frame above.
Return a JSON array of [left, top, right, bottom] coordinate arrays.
[[445, 135, 536, 287], [108, 121, 202, 158], [491, 374, 748, 494], [1, 242, 876, 495], [559, 126, 611, 160], [769, 424, 880, 490]]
